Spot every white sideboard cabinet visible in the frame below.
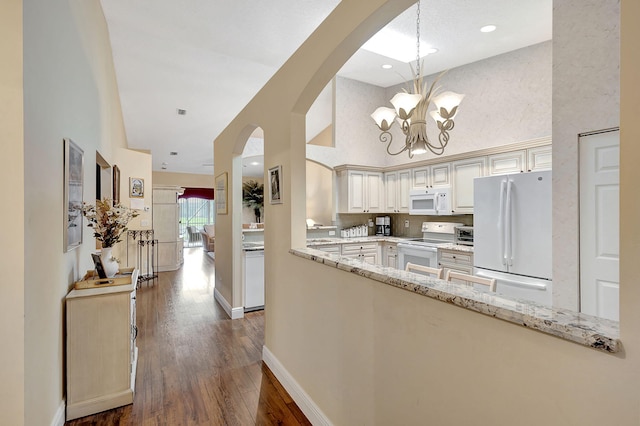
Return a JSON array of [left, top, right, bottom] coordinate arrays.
[[66, 270, 139, 420]]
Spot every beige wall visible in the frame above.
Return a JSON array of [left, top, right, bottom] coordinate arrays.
[[552, 0, 620, 310], [215, 0, 640, 424], [21, 1, 147, 424], [306, 160, 333, 225], [0, 0, 25, 424], [153, 171, 214, 188]]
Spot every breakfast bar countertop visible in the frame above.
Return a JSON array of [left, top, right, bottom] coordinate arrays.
[[289, 247, 621, 354]]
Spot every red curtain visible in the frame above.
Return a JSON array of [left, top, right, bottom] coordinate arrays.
[[179, 187, 215, 200]]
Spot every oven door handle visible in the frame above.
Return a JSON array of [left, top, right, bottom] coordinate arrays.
[[397, 243, 438, 253]]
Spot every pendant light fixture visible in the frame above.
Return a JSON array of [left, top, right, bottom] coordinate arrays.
[[371, 0, 464, 158]]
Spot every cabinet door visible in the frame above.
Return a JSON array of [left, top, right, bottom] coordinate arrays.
[[347, 171, 366, 212], [431, 163, 451, 187], [452, 157, 486, 214], [488, 151, 525, 175], [384, 172, 398, 212], [411, 166, 430, 189], [365, 172, 384, 213], [362, 252, 378, 265], [397, 170, 411, 212], [527, 145, 552, 172]]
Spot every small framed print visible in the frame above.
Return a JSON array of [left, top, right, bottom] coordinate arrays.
[[130, 177, 144, 198], [215, 172, 228, 214], [268, 165, 282, 204]]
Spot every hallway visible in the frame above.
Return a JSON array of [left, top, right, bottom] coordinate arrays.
[[66, 248, 310, 425]]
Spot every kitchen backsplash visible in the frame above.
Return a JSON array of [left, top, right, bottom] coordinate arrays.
[[335, 213, 473, 238]]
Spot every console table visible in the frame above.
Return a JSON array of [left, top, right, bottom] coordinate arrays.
[[65, 269, 139, 420]]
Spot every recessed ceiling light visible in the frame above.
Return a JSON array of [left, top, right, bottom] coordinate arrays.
[[176, 108, 187, 115], [424, 47, 438, 55], [170, 152, 178, 156], [381, 64, 393, 70], [250, 161, 260, 166], [480, 25, 497, 33]]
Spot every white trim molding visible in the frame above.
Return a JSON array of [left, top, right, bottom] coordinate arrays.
[[51, 400, 65, 426], [214, 287, 244, 319], [262, 345, 332, 426]]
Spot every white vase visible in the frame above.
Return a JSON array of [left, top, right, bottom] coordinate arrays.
[[100, 246, 119, 278]]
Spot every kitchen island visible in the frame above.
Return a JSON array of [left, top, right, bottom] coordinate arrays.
[[290, 246, 620, 354]]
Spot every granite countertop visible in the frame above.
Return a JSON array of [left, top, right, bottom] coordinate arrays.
[[289, 247, 621, 354], [306, 236, 410, 246], [438, 243, 474, 253]]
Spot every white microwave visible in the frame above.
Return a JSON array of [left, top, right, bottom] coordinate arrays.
[[409, 187, 452, 215]]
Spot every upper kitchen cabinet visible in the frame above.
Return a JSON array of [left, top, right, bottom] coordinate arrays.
[[527, 145, 552, 172], [411, 163, 450, 189], [487, 151, 526, 175], [451, 157, 487, 214], [384, 169, 411, 213], [337, 168, 384, 213]]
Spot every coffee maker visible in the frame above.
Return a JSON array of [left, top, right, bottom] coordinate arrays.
[[384, 216, 391, 236], [375, 217, 385, 236]]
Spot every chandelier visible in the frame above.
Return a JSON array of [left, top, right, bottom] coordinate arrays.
[[370, 0, 464, 158]]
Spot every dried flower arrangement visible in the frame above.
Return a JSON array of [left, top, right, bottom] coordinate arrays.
[[82, 198, 139, 248]]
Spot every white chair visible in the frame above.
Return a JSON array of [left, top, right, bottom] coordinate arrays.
[[405, 262, 444, 279], [444, 270, 497, 292]]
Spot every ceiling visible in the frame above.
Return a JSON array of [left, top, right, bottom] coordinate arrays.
[[100, 0, 552, 176]]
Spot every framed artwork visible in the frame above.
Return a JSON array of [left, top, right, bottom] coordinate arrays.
[[215, 172, 228, 214], [112, 165, 120, 204], [268, 165, 283, 204], [63, 138, 84, 252], [130, 177, 144, 198]]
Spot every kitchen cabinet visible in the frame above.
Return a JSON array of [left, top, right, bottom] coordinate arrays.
[[341, 242, 379, 264], [527, 145, 552, 172], [384, 169, 411, 213], [451, 157, 487, 214], [243, 250, 264, 311], [488, 151, 526, 175], [316, 244, 341, 255], [337, 169, 384, 213], [65, 271, 139, 420], [382, 242, 398, 268], [411, 163, 450, 188], [438, 248, 473, 275]]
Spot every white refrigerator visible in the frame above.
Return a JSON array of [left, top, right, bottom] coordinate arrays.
[[473, 170, 552, 306]]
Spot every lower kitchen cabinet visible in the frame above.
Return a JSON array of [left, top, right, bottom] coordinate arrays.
[[342, 242, 379, 265], [382, 242, 398, 268], [438, 248, 474, 276], [315, 244, 341, 255], [65, 271, 139, 421]]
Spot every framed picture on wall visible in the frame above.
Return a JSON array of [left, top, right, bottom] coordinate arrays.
[[215, 172, 228, 214], [130, 177, 144, 198], [63, 138, 84, 252], [112, 165, 120, 204], [268, 165, 283, 204]]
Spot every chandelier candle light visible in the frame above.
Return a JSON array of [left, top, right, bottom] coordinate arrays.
[[371, 0, 464, 158]]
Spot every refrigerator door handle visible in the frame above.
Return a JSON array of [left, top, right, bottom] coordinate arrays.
[[506, 179, 514, 266], [498, 180, 507, 265]]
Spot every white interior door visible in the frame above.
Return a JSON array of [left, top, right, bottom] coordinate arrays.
[[579, 130, 620, 321]]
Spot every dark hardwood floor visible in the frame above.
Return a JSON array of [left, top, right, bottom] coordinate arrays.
[[66, 248, 310, 426]]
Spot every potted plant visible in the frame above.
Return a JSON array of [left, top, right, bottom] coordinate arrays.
[[242, 180, 264, 223], [82, 198, 139, 277]]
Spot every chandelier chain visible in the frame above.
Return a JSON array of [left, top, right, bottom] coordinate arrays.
[[416, 0, 421, 76]]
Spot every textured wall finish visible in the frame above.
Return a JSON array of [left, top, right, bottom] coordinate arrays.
[[313, 41, 552, 169], [552, 0, 620, 310]]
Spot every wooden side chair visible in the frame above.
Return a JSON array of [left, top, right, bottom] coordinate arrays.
[[444, 270, 497, 292], [405, 262, 444, 279]]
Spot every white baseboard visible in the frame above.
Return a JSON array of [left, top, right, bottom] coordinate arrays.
[[262, 346, 332, 426], [51, 400, 65, 426], [214, 287, 244, 319]]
